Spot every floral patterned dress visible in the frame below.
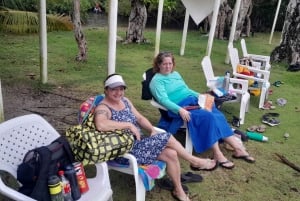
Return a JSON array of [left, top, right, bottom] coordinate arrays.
[[101, 97, 171, 165]]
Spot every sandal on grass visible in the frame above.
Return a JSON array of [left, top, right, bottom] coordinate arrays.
[[218, 160, 235, 169], [157, 178, 189, 193], [181, 172, 203, 184], [232, 154, 255, 163], [190, 159, 218, 171], [171, 192, 190, 201], [262, 101, 276, 110], [247, 125, 258, 132], [256, 124, 266, 133], [262, 115, 280, 126]]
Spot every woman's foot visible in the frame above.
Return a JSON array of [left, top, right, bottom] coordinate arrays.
[[190, 159, 218, 171], [218, 160, 235, 169], [233, 149, 255, 163], [172, 191, 190, 201], [214, 154, 235, 169]]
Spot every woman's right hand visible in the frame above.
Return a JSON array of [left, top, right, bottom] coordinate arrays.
[[128, 123, 141, 141], [179, 108, 191, 122]]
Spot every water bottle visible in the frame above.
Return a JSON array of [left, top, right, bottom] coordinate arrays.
[[223, 71, 230, 91], [246, 132, 268, 142], [48, 175, 64, 201], [65, 165, 81, 200], [58, 170, 73, 201]]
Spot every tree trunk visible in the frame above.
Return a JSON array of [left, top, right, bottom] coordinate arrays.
[[73, 0, 87, 61], [214, 0, 252, 40], [271, 0, 300, 64], [215, 1, 233, 40], [125, 0, 147, 43], [235, 0, 253, 39]]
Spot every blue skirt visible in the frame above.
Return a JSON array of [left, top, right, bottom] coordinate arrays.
[[187, 105, 233, 153]]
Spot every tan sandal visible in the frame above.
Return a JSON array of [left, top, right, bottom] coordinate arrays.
[[256, 124, 266, 133]]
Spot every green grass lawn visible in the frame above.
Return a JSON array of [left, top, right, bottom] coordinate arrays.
[[1, 28, 300, 201]]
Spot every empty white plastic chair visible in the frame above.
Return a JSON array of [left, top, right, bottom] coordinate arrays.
[[228, 43, 270, 109], [0, 114, 113, 201], [201, 56, 250, 124], [240, 38, 271, 71]]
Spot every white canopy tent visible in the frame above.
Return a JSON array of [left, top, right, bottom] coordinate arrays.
[[155, 0, 222, 57]]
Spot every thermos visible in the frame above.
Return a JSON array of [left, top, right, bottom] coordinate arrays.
[[48, 175, 64, 201], [65, 165, 81, 200], [246, 131, 268, 142]]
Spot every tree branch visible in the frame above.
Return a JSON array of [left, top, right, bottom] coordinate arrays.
[[274, 153, 300, 172]]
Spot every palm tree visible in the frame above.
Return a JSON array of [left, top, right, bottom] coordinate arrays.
[[0, 8, 73, 34]]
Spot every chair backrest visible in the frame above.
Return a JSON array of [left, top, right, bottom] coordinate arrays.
[[240, 38, 249, 57], [201, 56, 216, 86], [228, 45, 240, 73], [0, 114, 60, 178]]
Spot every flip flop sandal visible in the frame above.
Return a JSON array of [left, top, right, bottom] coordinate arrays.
[[264, 112, 280, 117], [247, 125, 258, 132], [180, 172, 203, 184], [262, 101, 276, 110], [157, 178, 189, 193], [232, 154, 256, 163], [256, 125, 266, 133], [218, 160, 235, 169]]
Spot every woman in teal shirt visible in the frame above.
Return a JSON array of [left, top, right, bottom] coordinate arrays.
[[150, 52, 255, 169]]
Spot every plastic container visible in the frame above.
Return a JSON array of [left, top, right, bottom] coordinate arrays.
[[58, 170, 73, 201], [48, 175, 64, 201], [246, 131, 268, 142], [223, 71, 230, 91], [65, 165, 81, 200]]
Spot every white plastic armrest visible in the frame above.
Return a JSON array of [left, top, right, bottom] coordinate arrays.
[[237, 64, 270, 80], [154, 127, 166, 133], [150, 99, 167, 111], [233, 72, 266, 83], [229, 78, 249, 93], [249, 54, 270, 62]]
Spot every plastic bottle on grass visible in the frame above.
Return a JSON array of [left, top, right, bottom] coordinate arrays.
[[246, 132, 268, 142], [58, 170, 73, 201]]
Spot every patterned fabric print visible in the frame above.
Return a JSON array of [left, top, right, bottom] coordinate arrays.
[[131, 132, 171, 165], [105, 97, 171, 165]]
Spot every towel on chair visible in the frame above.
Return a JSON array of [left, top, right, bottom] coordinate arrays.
[[107, 158, 166, 191]]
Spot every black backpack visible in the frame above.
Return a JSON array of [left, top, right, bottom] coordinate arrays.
[[17, 136, 75, 201], [141, 68, 156, 100]]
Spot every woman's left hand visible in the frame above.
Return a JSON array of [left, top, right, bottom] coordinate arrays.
[[179, 108, 191, 122]]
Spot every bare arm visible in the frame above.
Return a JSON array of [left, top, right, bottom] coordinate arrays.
[[93, 103, 141, 140], [125, 98, 157, 136]]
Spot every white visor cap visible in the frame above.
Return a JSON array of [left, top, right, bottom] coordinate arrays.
[[105, 75, 127, 89]]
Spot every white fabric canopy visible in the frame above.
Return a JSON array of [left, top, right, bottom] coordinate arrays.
[[181, 0, 215, 25]]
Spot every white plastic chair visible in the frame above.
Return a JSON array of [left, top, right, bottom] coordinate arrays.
[[240, 38, 271, 71], [0, 114, 113, 201], [201, 56, 250, 124], [108, 127, 167, 201], [228, 43, 270, 109], [141, 70, 193, 154]]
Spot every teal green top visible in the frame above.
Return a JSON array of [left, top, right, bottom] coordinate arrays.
[[149, 71, 199, 114]]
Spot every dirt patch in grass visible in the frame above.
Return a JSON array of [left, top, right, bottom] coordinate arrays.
[[1, 82, 85, 134]]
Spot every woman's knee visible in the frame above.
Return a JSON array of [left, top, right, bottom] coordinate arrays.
[[159, 148, 178, 161]]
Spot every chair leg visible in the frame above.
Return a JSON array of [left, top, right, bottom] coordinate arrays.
[[134, 174, 146, 201], [184, 122, 193, 154], [239, 93, 250, 125]]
